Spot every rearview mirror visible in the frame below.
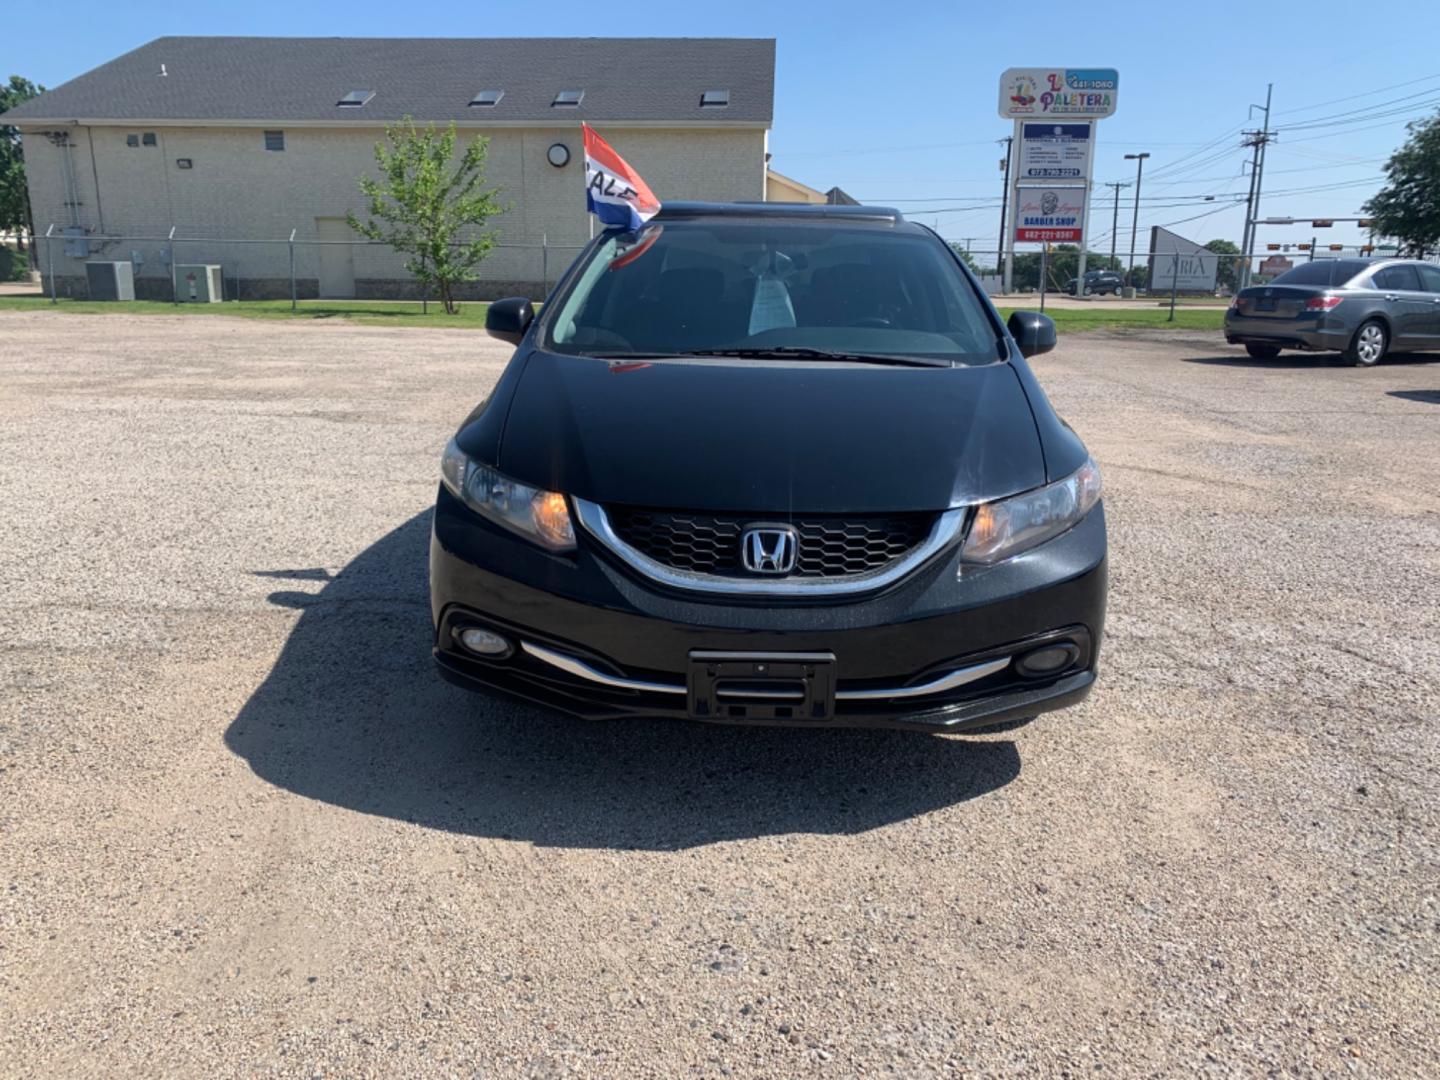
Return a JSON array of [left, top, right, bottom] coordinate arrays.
[[485, 297, 535, 345], [1007, 310, 1057, 358]]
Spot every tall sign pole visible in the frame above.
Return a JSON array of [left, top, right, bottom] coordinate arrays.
[[999, 68, 1118, 296]]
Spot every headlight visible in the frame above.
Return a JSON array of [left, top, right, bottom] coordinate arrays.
[[961, 458, 1102, 564], [439, 437, 576, 552]]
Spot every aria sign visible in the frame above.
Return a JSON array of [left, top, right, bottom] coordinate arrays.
[[999, 68, 1119, 119]]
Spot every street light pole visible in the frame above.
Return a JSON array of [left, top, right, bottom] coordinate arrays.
[[1124, 152, 1149, 289]]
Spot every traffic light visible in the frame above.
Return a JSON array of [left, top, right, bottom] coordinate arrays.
[[1267, 243, 1281, 251], [1311, 219, 1334, 228], [1328, 244, 1343, 251], [1358, 218, 1374, 229], [1298, 243, 1311, 251]]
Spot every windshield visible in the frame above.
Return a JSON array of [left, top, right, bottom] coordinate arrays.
[[1268, 260, 1371, 287], [543, 220, 1000, 363]]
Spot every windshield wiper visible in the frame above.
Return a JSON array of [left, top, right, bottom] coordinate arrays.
[[674, 347, 946, 367]]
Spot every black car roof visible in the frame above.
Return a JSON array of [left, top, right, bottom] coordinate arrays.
[[654, 201, 907, 227]]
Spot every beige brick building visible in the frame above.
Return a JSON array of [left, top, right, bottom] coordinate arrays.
[[8, 37, 775, 299]]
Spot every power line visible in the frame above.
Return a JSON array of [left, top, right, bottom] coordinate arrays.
[[1278, 96, 1440, 133], [1274, 72, 1440, 115]]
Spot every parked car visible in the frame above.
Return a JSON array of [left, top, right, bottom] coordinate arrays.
[[1225, 258, 1440, 365], [430, 203, 1106, 732], [1066, 270, 1124, 296]]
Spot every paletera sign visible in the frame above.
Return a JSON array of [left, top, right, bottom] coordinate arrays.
[[1000, 68, 1118, 119], [1013, 187, 1086, 244]]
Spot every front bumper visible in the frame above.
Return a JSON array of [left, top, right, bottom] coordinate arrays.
[[429, 487, 1107, 732], [1224, 312, 1351, 351]]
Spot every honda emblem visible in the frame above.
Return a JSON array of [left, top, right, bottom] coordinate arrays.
[[741, 525, 798, 575]]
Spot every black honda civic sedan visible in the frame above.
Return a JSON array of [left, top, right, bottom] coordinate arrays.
[[429, 203, 1106, 732]]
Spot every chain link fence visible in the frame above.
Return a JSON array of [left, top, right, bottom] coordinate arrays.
[[34, 224, 589, 305], [952, 245, 1438, 299], [30, 226, 1438, 307]]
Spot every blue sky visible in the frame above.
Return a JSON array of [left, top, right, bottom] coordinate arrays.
[[7, 0, 1439, 253]]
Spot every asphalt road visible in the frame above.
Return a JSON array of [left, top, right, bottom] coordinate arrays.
[[1, 311, 1437, 1077]]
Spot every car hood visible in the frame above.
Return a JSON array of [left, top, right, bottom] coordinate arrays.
[[488, 350, 1046, 513]]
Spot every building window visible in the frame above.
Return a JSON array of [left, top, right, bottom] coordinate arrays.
[[469, 90, 504, 108], [264, 130, 285, 152], [142, 132, 157, 147], [700, 90, 730, 108], [126, 134, 139, 147], [552, 89, 584, 108]]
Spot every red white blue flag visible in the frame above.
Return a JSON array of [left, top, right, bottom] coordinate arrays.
[[583, 123, 661, 231]]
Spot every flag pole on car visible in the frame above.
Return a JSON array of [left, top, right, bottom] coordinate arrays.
[[583, 123, 662, 233]]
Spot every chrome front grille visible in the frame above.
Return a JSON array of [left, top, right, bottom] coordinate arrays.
[[573, 499, 966, 598], [603, 507, 936, 578]]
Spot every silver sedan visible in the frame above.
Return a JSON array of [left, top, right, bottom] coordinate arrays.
[[1225, 258, 1440, 366]]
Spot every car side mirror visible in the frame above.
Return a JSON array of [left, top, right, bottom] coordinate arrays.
[[485, 297, 535, 345], [1007, 310, 1057, 358]]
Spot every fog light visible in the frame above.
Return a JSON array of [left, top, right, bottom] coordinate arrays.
[[456, 626, 512, 657], [1015, 643, 1079, 678]]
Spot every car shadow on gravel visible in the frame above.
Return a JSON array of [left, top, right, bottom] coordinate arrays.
[[224, 511, 1021, 850], [1183, 351, 1440, 368], [1389, 389, 1440, 404]]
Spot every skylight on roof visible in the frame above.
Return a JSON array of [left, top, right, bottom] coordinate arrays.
[[552, 89, 585, 107], [337, 90, 375, 108], [700, 89, 730, 108], [469, 90, 504, 107]]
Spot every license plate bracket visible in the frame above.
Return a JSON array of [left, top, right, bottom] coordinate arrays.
[[688, 650, 837, 722]]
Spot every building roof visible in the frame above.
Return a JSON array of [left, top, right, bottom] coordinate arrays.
[[4, 36, 775, 127]]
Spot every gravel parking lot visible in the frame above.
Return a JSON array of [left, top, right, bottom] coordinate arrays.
[[2, 310, 1437, 1077]]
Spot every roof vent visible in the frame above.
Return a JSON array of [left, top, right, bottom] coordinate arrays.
[[552, 89, 585, 108], [469, 90, 504, 108], [700, 89, 730, 108], [337, 90, 375, 108]]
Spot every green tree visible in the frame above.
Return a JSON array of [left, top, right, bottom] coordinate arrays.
[[1363, 109, 1440, 256], [348, 118, 507, 313], [1204, 238, 1242, 292], [0, 76, 46, 250], [948, 243, 982, 274]]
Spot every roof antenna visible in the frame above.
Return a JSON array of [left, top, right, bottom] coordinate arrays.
[[159, 64, 168, 77]]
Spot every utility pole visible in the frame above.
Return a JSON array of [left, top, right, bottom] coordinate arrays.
[[1124, 152, 1150, 291], [997, 136, 1013, 291], [1238, 139, 1262, 289], [1238, 83, 1274, 290], [1105, 181, 1130, 269]]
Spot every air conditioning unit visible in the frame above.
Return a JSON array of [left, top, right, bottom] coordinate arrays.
[[175, 263, 223, 303], [85, 260, 136, 301]]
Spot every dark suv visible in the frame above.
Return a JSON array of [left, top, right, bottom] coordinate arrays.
[[430, 203, 1107, 732], [1066, 270, 1124, 296]]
